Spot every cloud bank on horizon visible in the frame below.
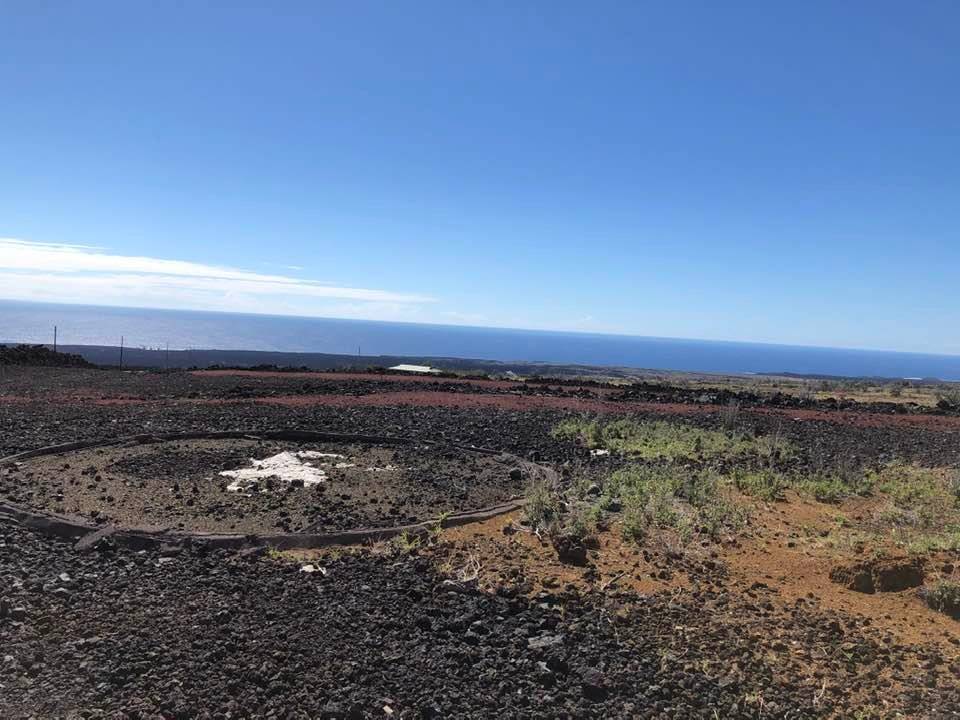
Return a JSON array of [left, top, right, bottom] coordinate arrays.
[[0, 238, 436, 319]]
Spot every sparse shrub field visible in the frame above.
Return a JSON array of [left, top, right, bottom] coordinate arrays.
[[549, 415, 960, 573]]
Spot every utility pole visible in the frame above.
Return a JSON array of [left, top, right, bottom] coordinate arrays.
[[165, 342, 170, 371], [119, 336, 124, 370], [53, 325, 57, 353]]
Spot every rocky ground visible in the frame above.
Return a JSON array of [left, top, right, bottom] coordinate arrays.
[[4, 437, 521, 534], [1, 367, 959, 718], [3, 517, 957, 720]]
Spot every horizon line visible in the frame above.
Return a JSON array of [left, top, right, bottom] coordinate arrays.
[[2, 296, 959, 361]]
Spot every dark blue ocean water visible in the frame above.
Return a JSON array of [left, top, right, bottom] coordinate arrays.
[[2, 300, 959, 380]]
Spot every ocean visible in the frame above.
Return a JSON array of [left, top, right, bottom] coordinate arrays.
[[1, 299, 959, 380]]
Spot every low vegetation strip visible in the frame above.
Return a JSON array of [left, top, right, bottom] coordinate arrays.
[[546, 417, 960, 567], [551, 417, 792, 462]]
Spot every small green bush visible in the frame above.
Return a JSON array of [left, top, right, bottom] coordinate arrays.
[[903, 527, 960, 554], [797, 461, 874, 504], [799, 474, 850, 504], [732, 468, 789, 501], [524, 477, 561, 531], [720, 400, 740, 430], [698, 496, 747, 540], [921, 580, 960, 616], [949, 470, 960, 507], [620, 490, 648, 542], [609, 465, 744, 543], [867, 462, 955, 524], [562, 502, 599, 541], [936, 387, 960, 407], [873, 462, 940, 506]]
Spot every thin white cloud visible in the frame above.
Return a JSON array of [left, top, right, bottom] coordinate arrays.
[[0, 238, 435, 313]]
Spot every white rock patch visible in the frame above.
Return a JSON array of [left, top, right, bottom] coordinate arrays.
[[220, 451, 330, 492], [297, 451, 345, 460], [219, 450, 404, 492]]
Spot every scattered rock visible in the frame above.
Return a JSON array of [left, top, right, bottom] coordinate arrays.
[[551, 534, 588, 566], [300, 564, 327, 575], [74, 526, 117, 552], [527, 633, 565, 650]]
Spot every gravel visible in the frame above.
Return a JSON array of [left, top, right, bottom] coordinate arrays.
[[3, 522, 958, 719]]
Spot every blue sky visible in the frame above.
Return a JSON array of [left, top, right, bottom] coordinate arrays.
[[1, 2, 958, 354]]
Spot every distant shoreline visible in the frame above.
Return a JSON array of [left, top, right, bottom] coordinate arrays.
[[2, 342, 649, 378], [3, 342, 953, 384], [3, 300, 960, 380]]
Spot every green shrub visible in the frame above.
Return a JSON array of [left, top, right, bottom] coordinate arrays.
[[720, 400, 740, 430], [524, 477, 562, 531], [921, 580, 960, 616], [621, 490, 648, 542], [949, 470, 960, 507], [867, 462, 955, 524], [903, 527, 960, 554], [698, 496, 747, 540], [732, 468, 788, 501], [391, 530, 421, 554], [936, 387, 960, 407], [873, 462, 939, 506], [562, 502, 599, 541], [552, 418, 603, 448], [797, 459, 874, 504], [798, 474, 850, 504], [610, 465, 744, 543]]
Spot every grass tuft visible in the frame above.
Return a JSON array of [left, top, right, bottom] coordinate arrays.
[[732, 468, 789, 502], [523, 476, 562, 530], [868, 462, 956, 525]]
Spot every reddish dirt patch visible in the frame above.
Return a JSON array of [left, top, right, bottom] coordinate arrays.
[[430, 510, 687, 596], [191, 369, 531, 391], [748, 405, 960, 431], [0, 394, 149, 406], [294, 509, 686, 597], [86, 397, 149, 406], [296, 499, 960, 656], [251, 391, 637, 413], [722, 494, 960, 651]]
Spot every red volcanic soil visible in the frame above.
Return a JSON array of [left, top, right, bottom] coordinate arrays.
[[747, 404, 960, 431], [191, 368, 532, 391], [252, 391, 634, 413]]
